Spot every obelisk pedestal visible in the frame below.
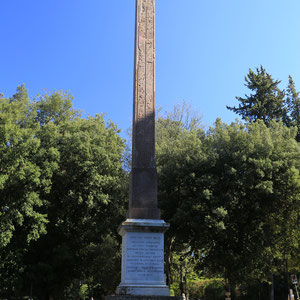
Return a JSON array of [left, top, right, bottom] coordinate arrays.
[[116, 220, 170, 296]]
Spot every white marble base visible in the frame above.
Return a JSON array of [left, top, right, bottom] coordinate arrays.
[[116, 219, 170, 296], [116, 284, 170, 296]]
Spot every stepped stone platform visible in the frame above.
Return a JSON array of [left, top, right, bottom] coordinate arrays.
[[106, 296, 182, 300]]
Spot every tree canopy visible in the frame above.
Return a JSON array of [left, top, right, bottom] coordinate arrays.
[[227, 66, 300, 142], [0, 85, 127, 299], [156, 104, 300, 297], [0, 81, 299, 300], [227, 66, 286, 125]]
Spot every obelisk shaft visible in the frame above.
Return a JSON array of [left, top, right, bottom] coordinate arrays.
[[113, 2, 170, 295], [129, 0, 160, 219]]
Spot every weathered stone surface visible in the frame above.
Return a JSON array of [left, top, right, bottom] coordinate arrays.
[[124, 232, 164, 283], [130, 0, 159, 220], [117, 220, 170, 296], [106, 296, 182, 300]]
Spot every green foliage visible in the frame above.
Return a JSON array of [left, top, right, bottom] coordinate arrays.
[[227, 66, 286, 125], [167, 244, 225, 299], [286, 76, 300, 141], [79, 284, 89, 300], [193, 278, 224, 300], [0, 85, 54, 248], [0, 85, 127, 299], [171, 277, 224, 300], [167, 246, 200, 296], [156, 105, 300, 292], [1, 81, 299, 300], [202, 120, 299, 284], [228, 66, 300, 142]]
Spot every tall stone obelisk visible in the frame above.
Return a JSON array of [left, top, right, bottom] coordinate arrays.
[[116, 0, 170, 296]]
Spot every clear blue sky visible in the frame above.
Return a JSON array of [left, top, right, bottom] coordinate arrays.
[[1, 0, 300, 137]]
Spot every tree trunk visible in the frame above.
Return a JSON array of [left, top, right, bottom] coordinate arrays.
[[179, 264, 184, 296], [286, 259, 290, 298], [165, 241, 172, 286], [184, 274, 187, 299], [269, 273, 274, 300]]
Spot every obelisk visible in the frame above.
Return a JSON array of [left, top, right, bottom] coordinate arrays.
[[116, 0, 170, 296]]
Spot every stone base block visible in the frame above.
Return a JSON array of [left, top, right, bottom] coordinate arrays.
[[116, 284, 170, 296], [117, 219, 170, 297], [106, 296, 182, 300]]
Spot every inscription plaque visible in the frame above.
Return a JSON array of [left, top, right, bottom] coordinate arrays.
[[124, 232, 164, 283]]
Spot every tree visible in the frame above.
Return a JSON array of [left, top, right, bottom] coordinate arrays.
[[286, 76, 300, 142], [200, 120, 299, 286], [0, 85, 54, 249], [228, 67, 300, 144], [0, 86, 127, 299], [156, 106, 300, 298], [227, 66, 286, 125], [0, 85, 60, 296], [155, 103, 206, 286]]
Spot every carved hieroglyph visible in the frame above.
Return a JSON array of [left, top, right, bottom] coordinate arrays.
[[133, 0, 155, 168], [130, 0, 160, 219]]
